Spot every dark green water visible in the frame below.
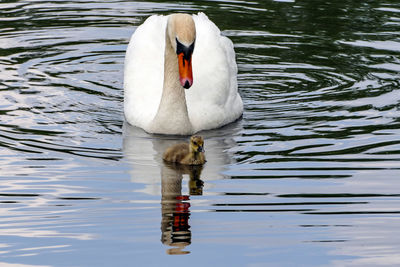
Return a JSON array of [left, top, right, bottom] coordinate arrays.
[[1, 0, 400, 266]]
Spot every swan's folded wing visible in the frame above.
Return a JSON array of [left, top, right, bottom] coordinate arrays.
[[188, 13, 243, 132], [124, 15, 167, 129]]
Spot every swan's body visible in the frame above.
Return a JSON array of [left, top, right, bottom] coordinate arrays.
[[124, 13, 243, 135], [163, 136, 206, 165]]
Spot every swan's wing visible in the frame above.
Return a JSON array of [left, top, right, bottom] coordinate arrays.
[[220, 29, 244, 118], [188, 13, 243, 132], [124, 15, 167, 129]]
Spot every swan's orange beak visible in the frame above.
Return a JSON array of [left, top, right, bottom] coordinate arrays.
[[178, 53, 193, 89]]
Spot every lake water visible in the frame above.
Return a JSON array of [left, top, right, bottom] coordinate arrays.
[[1, 0, 400, 266]]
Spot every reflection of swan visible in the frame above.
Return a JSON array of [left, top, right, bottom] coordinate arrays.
[[160, 163, 204, 254], [124, 13, 243, 135], [163, 135, 206, 165], [122, 122, 241, 254]]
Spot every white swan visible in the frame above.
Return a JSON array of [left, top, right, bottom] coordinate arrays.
[[124, 13, 243, 135]]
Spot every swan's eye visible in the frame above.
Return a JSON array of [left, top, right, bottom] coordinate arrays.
[[176, 38, 195, 60]]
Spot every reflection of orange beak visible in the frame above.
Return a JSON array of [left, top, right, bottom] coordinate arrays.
[[178, 53, 193, 89]]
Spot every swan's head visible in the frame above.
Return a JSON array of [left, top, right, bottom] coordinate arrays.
[[167, 14, 196, 89], [190, 135, 204, 153]]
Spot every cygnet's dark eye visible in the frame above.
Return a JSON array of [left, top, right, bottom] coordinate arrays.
[[193, 142, 198, 146]]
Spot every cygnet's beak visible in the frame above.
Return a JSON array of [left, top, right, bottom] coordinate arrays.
[[197, 145, 204, 153]]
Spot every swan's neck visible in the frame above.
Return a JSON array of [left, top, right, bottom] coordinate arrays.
[[149, 30, 193, 135]]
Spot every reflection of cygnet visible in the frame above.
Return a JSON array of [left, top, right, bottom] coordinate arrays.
[[122, 120, 242, 195], [163, 136, 206, 165]]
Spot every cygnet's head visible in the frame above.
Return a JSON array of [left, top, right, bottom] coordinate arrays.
[[190, 135, 204, 153], [167, 14, 196, 89]]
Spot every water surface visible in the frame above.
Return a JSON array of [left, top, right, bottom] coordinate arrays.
[[1, 0, 400, 266]]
